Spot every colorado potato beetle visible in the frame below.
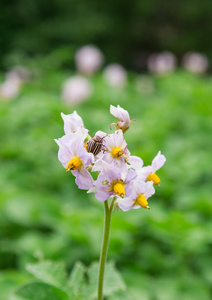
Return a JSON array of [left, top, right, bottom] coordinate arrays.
[[87, 136, 104, 156]]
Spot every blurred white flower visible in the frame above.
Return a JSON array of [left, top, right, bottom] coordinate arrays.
[[75, 45, 104, 75], [182, 52, 209, 74], [61, 75, 92, 105], [147, 52, 177, 75], [103, 63, 127, 87], [6, 66, 31, 82], [0, 77, 21, 100]]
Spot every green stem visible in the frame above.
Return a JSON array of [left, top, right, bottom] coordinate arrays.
[[97, 198, 115, 300]]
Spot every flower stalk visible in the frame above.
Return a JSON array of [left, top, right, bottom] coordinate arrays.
[[97, 197, 116, 300]]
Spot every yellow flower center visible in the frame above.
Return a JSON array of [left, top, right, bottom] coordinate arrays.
[[111, 147, 124, 158], [147, 173, 160, 185], [136, 194, 150, 209], [113, 182, 125, 198], [66, 157, 82, 172]]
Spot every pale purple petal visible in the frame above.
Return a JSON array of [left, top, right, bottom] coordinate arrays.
[[72, 168, 94, 190], [110, 105, 130, 128], [133, 180, 147, 195], [112, 156, 126, 168], [125, 148, 131, 158], [61, 111, 84, 134], [92, 157, 104, 172], [133, 204, 141, 210], [55, 133, 92, 169], [77, 146, 94, 166], [104, 135, 114, 151], [125, 182, 134, 197], [116, 197, 134, 212], [152, 151, 166, 172], [94, 130, 106, 138], [88, 186, 111, 202], [113, 130, 127, 148], [110, 105, 123, 120], [102, 152, 114, 164], [145, 181, 155, 199], [102, 162, 121, 182], [55, 138, 72, 168], [128, 156, 143, 170], [137, 166, 153, 180], [125, 169, 137, 183]]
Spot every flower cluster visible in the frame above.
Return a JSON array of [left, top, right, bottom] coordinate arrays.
[[55, 105, 166, 211]]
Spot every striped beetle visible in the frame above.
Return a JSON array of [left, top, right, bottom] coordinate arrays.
[[86, 135, 104, 156]]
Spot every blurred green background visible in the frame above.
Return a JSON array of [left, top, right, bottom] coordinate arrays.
[[1, 1, 212, 300]]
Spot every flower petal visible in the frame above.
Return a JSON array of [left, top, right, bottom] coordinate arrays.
[[116, 197, 134, 212], [152, 151, 166, 172], [72, 168, 94, 190], [61, 111, 84, 134], [145, 181, 155, 199], [88, 186, 111, 202], [128, 156, 143, 170]]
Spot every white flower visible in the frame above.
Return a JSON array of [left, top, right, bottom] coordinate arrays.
[[110, 105, 134, 133], [62, 76, 92, 104], [0, 77, 21, 100], [61, 111, 88, 137], [55, 133, 94, 190], [147, 52, 177, 75], [103, 64, 127, 87], [182, 52, 209, 74], [138, 151, 166, 185], [88, 162, 137, 202], [75, 45, 104, 75], [116, 180, 155, 211], [93, 130, 130, 171], [6, 66, 30, 82]]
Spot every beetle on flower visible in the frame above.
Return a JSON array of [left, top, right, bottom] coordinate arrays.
[[55, 105, 166, 300]]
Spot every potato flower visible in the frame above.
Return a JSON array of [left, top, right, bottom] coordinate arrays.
[[55, 105, 166, 300], [61, 111, 88, 137], [110, 105, 135, 133], [103, 64, 127, 88], [93, 130, 130, 171], [116, 180, 155, 211], [62, 76, 92, 105], [88, 163, 137, 202], [138, 151, 166, 185], [75, 45, 104, 75], [55, 132, 94, 190]]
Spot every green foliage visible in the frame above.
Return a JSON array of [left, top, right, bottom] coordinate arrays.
[[0, 69, 212, 299], [12, 260, 126, 300], [26, 261, 67, 291], [15, 283, 69, 300]]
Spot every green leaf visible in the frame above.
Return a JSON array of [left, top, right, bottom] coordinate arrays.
[[0, 271, 29, 300], [108, 291, 131, 300], [84, 261, 126, 299], [15, 282, 69, 300], [26, 261, 67, 290], [68, 261, 86, 297]]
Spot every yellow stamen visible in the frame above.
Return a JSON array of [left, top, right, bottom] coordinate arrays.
[[136, 194, 150, 209], [111, 147, 124, 158], [113, 183, 125, 198], [147, 173, 160, 185], [66, 157, 82, 172]]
